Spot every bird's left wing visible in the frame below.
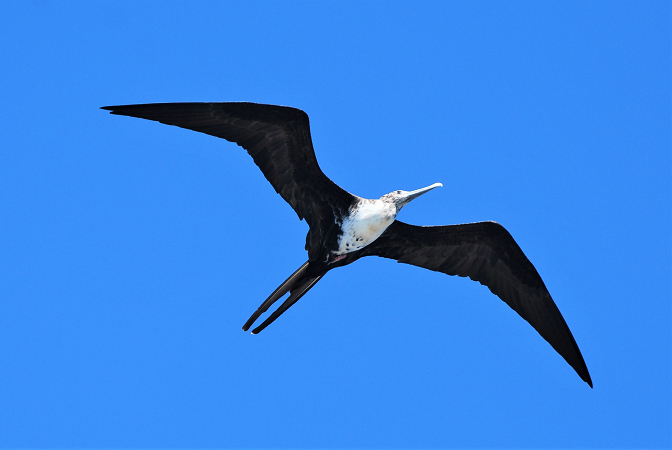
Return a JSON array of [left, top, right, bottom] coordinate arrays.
[[359, 220, 593, 387], [101, 102, 354, 237]]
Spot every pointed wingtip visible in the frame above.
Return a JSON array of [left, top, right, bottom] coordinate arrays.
[[576, 364, 593, 388], [101, 105, 131, 114]]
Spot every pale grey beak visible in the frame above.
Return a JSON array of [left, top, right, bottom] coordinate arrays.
[[400, 182, 443, 207]]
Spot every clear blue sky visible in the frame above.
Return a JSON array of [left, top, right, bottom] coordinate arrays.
[[1, 1, 670, 447]]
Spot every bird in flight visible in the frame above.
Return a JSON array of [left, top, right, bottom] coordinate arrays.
[[102, 102, 592, 387]]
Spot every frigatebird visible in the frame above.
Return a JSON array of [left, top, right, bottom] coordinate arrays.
[[102, 102, 592, 387]]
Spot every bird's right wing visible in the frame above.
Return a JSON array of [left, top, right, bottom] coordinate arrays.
[[360, 220, 592, 387], [101, 102, 354, 235]]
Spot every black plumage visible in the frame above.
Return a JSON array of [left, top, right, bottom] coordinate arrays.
[[102, 102, 592, 387]]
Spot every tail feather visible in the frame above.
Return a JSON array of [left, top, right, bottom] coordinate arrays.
[[242, 261, 310, 332], [251, 274, 324, 334]]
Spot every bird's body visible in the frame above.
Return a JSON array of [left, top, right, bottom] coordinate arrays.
[[335, 198, 397, 256], [333, 185, 443, 258], [102, 102, 592, 387]]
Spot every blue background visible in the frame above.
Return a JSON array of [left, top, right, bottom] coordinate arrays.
[[1, 1, 670, 447]]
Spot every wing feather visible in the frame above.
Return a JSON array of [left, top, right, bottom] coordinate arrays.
[[361, 220, 592, 387], [101, 102, 354, 231]]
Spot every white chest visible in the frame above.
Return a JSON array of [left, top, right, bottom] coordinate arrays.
[[335, 200, 397, 255]]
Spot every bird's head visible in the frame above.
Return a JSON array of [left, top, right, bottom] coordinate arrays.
[[381, 182, 443, 212]]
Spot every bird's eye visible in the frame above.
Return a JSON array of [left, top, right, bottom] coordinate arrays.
[[396, 191, 401, 194]]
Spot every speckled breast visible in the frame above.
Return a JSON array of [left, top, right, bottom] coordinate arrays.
[[334, 200, 397, 255]]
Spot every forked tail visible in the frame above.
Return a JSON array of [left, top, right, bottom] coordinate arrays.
[[242, 261, 324, 334]]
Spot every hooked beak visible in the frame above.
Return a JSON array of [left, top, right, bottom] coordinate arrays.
[[400, 182, 443, 206]]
